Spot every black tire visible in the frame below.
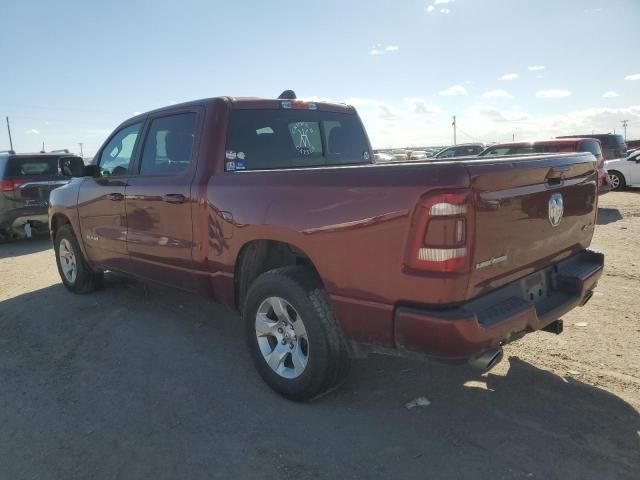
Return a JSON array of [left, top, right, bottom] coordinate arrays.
[[243, 266, 351, 401], [608, 171, 625, 191], [54, 224, 103, 294]]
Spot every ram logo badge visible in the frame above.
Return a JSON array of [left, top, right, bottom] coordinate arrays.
[[548, 193, 564, 227]]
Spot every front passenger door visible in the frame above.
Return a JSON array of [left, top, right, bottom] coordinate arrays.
[[77, 122, 142, 271]]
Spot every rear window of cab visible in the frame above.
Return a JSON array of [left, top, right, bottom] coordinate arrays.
[[224, 109, 371, 171]]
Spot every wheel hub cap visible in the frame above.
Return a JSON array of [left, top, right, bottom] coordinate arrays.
[[255, 296, 309, 379], [58, 238, 77, 284]]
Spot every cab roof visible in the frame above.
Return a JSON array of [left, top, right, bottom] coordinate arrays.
[[129, 96, 355, 123]]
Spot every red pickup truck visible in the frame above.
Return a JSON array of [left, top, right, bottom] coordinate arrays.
[[49, 94, 603, 401]]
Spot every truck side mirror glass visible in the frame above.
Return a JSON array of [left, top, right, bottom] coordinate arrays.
[[58, 157, 86, 177], [83, 164, 101, 177]]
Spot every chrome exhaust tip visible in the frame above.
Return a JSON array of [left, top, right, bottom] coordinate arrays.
[[469, 348, 504, 372], [580, 290, 594, 307]]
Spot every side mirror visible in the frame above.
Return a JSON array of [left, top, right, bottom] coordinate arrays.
[[58, 157, 85, 177], [83, 164, 101, 177]]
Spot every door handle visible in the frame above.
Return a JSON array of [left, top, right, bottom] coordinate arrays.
[[163, 194, 186, 204], [107, 192, 124, 201]]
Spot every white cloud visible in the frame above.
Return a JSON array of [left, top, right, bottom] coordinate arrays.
[[625, 74, 640, 80], [476, 107, 529, 122], [24, 129, 40, 134], [344, 98, 401, 120], [376, 104, 401, 119], [426, 5, 435, 12], [527, 66, 545, 71], [370, 45, 399, 55], [482, 89, 513, 99], [439, 84, 467, 96], [405, 98, 442, 114], [301, 95, 335, 103], [440, 9, 450, 13], [348, 97, 640, 148], [602, 91, 620, 98], [536, 89, 572, 98], [499, 73, 519, 81], [133, 111, 141, 115]]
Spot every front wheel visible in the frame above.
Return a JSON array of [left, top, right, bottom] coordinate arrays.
[[608, 171, 625, 191], [54, 224, 103, 294], [243, 266, 351, 401]]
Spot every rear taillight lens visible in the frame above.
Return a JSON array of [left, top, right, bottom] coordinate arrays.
[[405, 191, 472, 273], [0, 178, 30, 192]]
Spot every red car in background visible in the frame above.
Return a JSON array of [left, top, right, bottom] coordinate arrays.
[[480, 138, 609, 194]]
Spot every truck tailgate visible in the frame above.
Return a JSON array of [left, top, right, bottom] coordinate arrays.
[[465, 153, 597, 299]]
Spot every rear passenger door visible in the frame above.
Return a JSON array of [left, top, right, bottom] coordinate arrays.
[[124, 109, 202, 290]]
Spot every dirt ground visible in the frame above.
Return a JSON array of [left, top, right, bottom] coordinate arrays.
[[0, 191, 638, 479]]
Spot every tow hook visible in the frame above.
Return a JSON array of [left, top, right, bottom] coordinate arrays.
[[542, 319, 563, 335]]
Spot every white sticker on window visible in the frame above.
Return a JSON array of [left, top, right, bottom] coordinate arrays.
[[226, 150, 237, 160], [237, 151, 246, 160], [226, 161, 236, 171], [291, 122, 315, 155]]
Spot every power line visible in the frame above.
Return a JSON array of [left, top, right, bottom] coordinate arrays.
[[457, 128, 482, 143]]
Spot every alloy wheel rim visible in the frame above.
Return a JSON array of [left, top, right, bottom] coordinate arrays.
[[59, 238, 77, 284], [255, 296, 309, 379], [608, 174, 620, 189]]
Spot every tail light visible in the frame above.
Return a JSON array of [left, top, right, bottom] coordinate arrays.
[[405, 190, 473, 273], [0, 179, 30, 192]]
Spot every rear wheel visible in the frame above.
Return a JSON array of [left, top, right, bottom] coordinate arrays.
[[244, 266, 350, 401], [54, 224, 103, 293], [608, 171, 625, 191]]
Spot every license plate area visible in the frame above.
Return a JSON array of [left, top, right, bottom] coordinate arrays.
[[519, 270, 549, 307]]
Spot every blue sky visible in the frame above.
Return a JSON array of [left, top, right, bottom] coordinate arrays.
[[1, 0, 639, 155]]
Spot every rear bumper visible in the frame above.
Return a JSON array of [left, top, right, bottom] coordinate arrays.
[[0, 208, 49, 231], [394, 249, 604, 362]]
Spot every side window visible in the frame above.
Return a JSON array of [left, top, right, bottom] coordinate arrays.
[[99, 123, 142, 176], [484, 147, 510, 156], [579, 140, 600, 156], [139, 113, 197, 175], [437, 148, 455, 158]]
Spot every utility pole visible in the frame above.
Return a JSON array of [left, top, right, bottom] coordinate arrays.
[[621, 120, 628, 141], [41, 141, 45, 153], [79, 142, 84, 158], [452, 116, 457, 145], [512, 133, 515, 142], [5, 117, 14, 152]]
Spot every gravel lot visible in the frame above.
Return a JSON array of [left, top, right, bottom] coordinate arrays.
[[0, 192, 638, 480]]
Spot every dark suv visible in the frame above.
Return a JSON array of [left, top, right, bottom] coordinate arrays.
[[0, 151, 84, 240], [557, 134, 627, 160]]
